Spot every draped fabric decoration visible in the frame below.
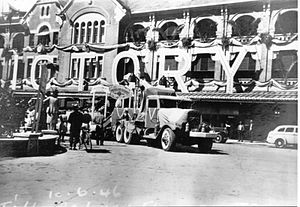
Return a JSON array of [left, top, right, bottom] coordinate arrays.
[[23, 42, 146, 54], [184, 78, 298, 92]]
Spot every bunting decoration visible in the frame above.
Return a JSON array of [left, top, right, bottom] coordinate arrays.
[[184, 78, 298, 92]]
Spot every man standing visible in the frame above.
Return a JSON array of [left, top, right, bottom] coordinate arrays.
[[237, 121, 245, 142], [68, 105, 83, 150], [249, 120, 254, 142]]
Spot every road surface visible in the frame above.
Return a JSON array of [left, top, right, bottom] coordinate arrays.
[[0, 139, 297, 206]]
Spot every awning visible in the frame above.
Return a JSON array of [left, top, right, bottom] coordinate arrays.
[[176, 91, 298, 103]]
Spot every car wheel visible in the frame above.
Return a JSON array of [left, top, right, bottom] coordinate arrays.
[[214, 134, 223, 143], [161, 128, 176, 151], [115, 124, 124, 143], [275, 138, 285, 148]]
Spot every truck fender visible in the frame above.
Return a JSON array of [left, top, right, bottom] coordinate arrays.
[[156, 125, 176, 139]]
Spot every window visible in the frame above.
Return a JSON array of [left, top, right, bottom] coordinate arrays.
[[53, 32, 59, 45], [165, 56, 178, 71], [41, 7, 44, 16], [29, 34, 35, 47], [74, 23, 79, 44], [148, 100, 157, 108], [87, 22, 92, 43], [272, 50, 298, 79], [275, 11, 298, 34], [285, 128, 294, 133], [71, 59, 80, 78], [70, 56, 103, 79], [46, 6, 50, 16], [80, 22, 86, 43], [12, 33, 24, 52], [72, 13, 106, 44], [37, 26, 50, 46], [278, 128, 285, 132], [190, 54, 215, 79], [93, 21, 99, 43], [100, 20, 105, 43], [232, 15, 259, 36], [194, 19, 217, 40], [160, 99, 177, 108], [26, 58, 33, 78], [159, 22, 180, 41], [17, 60, 24, 79]]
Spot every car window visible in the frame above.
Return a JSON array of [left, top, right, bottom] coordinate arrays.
[[285, 127, 294, 133], [296, 128, 298, 133], [148, 100, 157, 108], [277, 128, 285, 132]]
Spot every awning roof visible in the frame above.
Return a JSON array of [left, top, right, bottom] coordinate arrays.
[[118, 0, 265, 14], [176, 91, 298, 103]]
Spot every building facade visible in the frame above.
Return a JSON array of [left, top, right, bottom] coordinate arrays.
[[0, 0, 298, 139]]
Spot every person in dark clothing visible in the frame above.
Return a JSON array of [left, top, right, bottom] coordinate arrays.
[[93, 109, 104, 145], [68, 105, 83, 150]]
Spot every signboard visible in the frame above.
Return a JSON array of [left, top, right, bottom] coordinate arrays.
[[109, 85, 132, 100]]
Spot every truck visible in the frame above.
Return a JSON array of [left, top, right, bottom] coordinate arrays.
[[111, 87, 218, 152]]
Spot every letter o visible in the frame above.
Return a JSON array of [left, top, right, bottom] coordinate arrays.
[[111, 51, 140, 85], [30, 55, 53, 90]]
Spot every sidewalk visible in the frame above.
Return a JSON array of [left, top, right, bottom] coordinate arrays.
[[226, 138, 270, 146]]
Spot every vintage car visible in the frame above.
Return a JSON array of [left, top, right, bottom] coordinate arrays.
[[266, 125, 298, 148]]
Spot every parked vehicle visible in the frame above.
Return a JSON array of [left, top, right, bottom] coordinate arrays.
[[211, 127, 229, 143], [111, 87, 218, 152], [266, 125, 298, 148]]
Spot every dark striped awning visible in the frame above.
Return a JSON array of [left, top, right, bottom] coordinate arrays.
[[176, 91, 298, 103]]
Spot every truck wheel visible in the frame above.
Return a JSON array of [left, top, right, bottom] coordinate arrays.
[[115, 125, 124, 143], [161, 128, 176, 151], [124, 128, 133, 144], [198, 139, 213, 152]]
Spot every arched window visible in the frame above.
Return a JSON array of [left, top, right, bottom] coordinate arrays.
[[100, 20, 105, 43], [41, 7, 44, 16], [275, 11, 298, 34], [80, 22, 86, 43], [194, 19, 217, 40], [159, 22, 180, 41], [87, 22, 92, 43], [37, 26, 50, 46], [46, 6, 50, 16], [126, 24, 146, 43], [72, 13, 106, 44], [232, 15, 259, 36], [0, 36, 4, 48], [12, 33, 24, 52], [74, 23, 79, 44], [93, 21, 99, 43]]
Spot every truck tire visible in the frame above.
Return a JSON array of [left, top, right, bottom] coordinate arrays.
[[198, 139, 213, 152], [161, 128, 176, 151], [124, 128, 138, 144], [115, 124, 124, 143]]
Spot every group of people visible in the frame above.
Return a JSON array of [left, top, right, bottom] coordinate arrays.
[[66, 105, 105, 150], [236, 120, 254, 142]]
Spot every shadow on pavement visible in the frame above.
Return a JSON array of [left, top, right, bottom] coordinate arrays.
[[174, 144, 229, 155], [85, 149, 111, 153]]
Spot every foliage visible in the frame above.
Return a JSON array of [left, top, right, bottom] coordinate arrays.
[[0, 83, 29, 136]]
